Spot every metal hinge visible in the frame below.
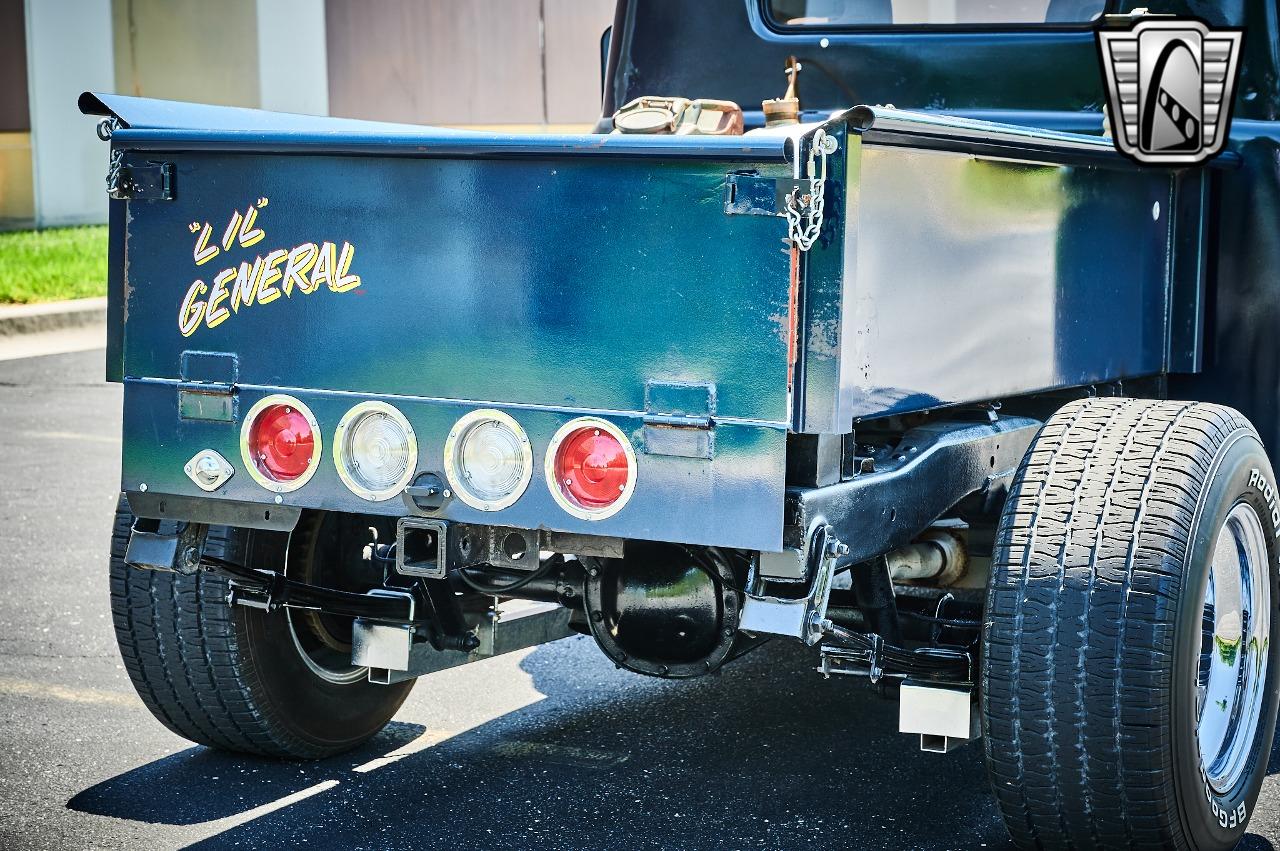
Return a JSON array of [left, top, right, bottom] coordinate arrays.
[[98, 119, 174, 201], [108, 159, 174, 201], [642, 381, 716, 459]]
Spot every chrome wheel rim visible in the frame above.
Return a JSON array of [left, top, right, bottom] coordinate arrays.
[[283, 521, 368, 686], [286, 607, 368, 685], [1196, 502, 1271, 794]]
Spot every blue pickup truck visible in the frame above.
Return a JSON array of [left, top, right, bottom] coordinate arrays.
[[86, 1, 1280, 848]]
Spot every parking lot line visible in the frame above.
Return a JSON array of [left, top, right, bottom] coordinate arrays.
[[0, 676, 139, 709], [20, 430, 120, 445], [351, 728, 460, 774]]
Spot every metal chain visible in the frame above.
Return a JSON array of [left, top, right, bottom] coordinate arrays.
[[785, 128, 838, 252], [96, 118, 129, 199], [106, 148, 126, 198]]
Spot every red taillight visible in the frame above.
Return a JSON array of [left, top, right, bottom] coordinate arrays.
[[547, 418, 636, 519], [241, 395, 321, 492], [249, 404, 315, 481]]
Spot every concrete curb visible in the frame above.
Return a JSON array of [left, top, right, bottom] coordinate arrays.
[[0, 297, 108, 337]]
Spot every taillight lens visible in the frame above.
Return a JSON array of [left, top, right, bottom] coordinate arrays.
[[334, 401, 417, 501], [444, 410, 533, 511], [546, 418, 636, 520], [241, 395, 321, 492]]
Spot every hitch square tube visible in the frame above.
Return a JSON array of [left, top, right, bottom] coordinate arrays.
[[396, 517, 447, 579]]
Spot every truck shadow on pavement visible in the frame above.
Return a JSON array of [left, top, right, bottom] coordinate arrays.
[[67, 637, 1280, 850]]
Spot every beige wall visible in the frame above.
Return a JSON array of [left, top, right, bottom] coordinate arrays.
[[325, 0, 615, 127], [0, 132, 34, 227], [110, 0, 328, 114], [6, 0, 613, 230], [112, 0, 261, 106], [544, 0, 615, 125]]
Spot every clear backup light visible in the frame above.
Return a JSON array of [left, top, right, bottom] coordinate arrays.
[[443, 410, 533, 511], [240, 395, 322, 493], [334, 401, 418, 501], [545, 417, 637, 520]]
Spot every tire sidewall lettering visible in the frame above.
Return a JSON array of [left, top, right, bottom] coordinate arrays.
[[1200, 761, 1247, 830], [1176, 437, 1280, 847], [1246, 467, 1280, 543]]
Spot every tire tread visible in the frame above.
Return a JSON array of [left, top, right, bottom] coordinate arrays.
[[110, 501, 337, 758], [982, 399, 1254, 850]]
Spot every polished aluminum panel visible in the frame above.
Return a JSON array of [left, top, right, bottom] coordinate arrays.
[[800, 115, 1175, 431]]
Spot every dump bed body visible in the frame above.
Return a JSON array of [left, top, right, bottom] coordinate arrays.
[[86, 94, 1187, 553]]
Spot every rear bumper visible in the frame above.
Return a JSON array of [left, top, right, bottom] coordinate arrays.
[[121, 378, 788, 552]]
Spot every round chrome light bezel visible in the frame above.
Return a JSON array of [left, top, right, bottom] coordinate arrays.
[[333, 401, 419, 502], [443, 409, 534, 512], [240, 394, 322, 493], [544, 416, 638, 521]]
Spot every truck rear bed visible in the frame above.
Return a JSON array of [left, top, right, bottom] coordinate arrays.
[[84, 94, 1189, 554], [86, 93, 799, 551]]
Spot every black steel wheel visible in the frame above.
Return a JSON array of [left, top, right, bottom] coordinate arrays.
[[109, 497, 414, 758], [983, 398, 1280, 849]]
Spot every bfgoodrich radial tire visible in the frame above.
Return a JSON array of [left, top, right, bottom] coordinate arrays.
[[982, 399, 1280, 850], [108, 498, 414, 758]]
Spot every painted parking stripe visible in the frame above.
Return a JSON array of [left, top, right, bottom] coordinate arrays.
[[0, 676, 139, 709], [20, 430, 120, 445], [351, 728, 459, 773], [219, 779, 341, 828]]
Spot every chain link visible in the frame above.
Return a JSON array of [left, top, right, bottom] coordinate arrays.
[[106, 147, 126, 199], [785, 128, 837, 252], [95, 118, 130, 199]]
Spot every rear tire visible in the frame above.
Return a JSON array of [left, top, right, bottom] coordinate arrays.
[[109, 497, 414, 758], [983, 399, 1280, 849]]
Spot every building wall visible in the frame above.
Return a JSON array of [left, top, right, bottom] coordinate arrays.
[[256, 0, 328, 115], [111, 0, 261, 107], [110, 0, 328, 115], [0, 0, 30, 131], [5, 0, 615, 230], [0, 0, 33, 226], [325, 0, 615, 128], [25, 0, 115, 227], [544, 0, 616, 125]]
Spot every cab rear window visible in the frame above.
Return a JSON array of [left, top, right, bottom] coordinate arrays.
[[766, 0, 1108, 27]]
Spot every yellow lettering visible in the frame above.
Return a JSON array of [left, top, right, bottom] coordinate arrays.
[[283, 242, 318, 295], [186, 216, 362, 331], [310, 242, 337, 292], [179, 280, 208, 336], [206, 268, 233, 328], [256, 249, 288, 305], [221, 211, 242, 251], [329, 242, 361, 292], [193, 224, 218, 266], [230, 257, 264, 313], [238, 205, 265, 248]]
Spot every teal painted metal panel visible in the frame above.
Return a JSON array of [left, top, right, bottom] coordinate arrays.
[[121, 151, 795, 425]]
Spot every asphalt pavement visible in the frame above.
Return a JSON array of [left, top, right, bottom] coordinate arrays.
[[2, 346, 1280, 850]]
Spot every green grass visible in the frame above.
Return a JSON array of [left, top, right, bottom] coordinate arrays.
[[0, 226, 109, 304]]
